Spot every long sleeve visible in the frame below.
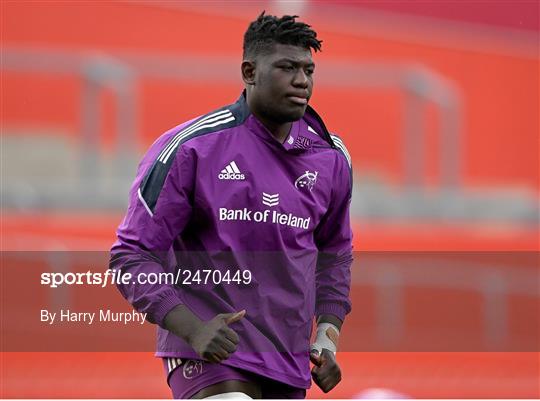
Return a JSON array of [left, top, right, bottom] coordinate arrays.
[[109, 139, 196, 327], [313, 149, 353, 322]]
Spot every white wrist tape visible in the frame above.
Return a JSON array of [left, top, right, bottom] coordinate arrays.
[[310, 322, 340, 355]]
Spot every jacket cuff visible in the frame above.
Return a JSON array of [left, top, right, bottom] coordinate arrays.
[[153, 294, 184, 327], [316, 302, 349, 322]]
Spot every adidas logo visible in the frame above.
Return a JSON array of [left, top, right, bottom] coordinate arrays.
[[218, 161, 245, 180]]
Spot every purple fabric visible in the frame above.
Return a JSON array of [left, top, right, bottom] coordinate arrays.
[[110, 94, 353, 388], [163, 358, 306, 399]]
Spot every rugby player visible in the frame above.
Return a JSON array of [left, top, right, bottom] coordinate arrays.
[[110, 12, 353, 399]]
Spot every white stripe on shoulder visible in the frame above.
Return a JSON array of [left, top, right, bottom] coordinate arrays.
[[160, 113, 235, 164], [161, 112, 233, 162], [331, 135, 352, 168], [335, 144, 352, 167], [159, 110, 233, 163], [158, 109, 230, 162], [158, 109, 233, 163], [331, 136, 350, 159], [332, 138, 351, 161]]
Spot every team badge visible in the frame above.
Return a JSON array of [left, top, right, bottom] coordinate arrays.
[[295, 171, 318, 192]]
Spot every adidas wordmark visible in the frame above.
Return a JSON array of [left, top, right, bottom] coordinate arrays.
[[219, 161, 245, 180]]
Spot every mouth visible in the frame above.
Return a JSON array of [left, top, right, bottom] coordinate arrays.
[[286, 95, 309, 106]]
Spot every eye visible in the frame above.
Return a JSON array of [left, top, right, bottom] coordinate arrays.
[[305, 68, 314, 76], [280, 65, 295, 72]]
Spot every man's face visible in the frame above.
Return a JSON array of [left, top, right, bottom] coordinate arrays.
[[248, 43, 315, 124]]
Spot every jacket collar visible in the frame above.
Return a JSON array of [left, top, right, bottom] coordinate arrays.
[[236, 91, 336, 150]]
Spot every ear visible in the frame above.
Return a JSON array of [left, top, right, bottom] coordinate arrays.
[[241, 60, 256, 85]]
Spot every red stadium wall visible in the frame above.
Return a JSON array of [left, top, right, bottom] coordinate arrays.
[[2, 1, 538, 189], [2, 2, 538, 399]]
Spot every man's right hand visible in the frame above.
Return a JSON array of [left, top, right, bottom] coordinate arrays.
[[163, 305, 245, 364], [188, 310, 245, 363]]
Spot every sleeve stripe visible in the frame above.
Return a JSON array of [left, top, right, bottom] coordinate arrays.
[[137, 187, 154, 217], [161, 115, 235, 164], [331, 135, 352, 168], [140, 112, 235, 214], [166, 357, 183, 374], [159, 111, 234, 164], [331, 136, 350, 159], [335, 144, 351, 167], [157, 109, 231, 163], [139, 96, 250, 215]]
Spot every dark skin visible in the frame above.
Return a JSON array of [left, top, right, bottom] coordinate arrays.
[[163, 43, 343, 398], [310, 316, 342, 393], [242, 43, 315, 143]]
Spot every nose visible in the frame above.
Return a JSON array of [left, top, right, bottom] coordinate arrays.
[[292, 69, 309, 88]]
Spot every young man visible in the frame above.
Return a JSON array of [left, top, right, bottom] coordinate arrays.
[[110, 12, 352, 399]]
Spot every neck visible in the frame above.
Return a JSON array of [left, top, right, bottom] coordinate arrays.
[[253, 113, 292, 143], [245, 93, 292, 143]]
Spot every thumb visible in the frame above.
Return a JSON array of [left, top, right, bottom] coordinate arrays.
[[223, 310, 246, 325], [310, 350, 322, 367]]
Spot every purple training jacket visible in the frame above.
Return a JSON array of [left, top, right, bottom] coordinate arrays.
[[110, 92, 353, 388]]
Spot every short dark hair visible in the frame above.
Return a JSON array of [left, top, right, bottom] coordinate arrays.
[[243, 12, 322, 59]]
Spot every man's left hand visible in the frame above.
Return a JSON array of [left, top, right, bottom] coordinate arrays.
[[309, 348, 342, 393]]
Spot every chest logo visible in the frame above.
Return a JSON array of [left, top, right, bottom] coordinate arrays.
[[218, 161, 245, 180], [295, 170, 318, 192], [262, 192, 279, 207]]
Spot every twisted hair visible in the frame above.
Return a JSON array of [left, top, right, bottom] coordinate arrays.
[[243, 12, 322, 59]]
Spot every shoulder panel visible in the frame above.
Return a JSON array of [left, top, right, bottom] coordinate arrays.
[[139, 95, 250, 214]]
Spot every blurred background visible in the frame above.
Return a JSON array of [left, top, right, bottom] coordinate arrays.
[[1, 0, 538, 398]]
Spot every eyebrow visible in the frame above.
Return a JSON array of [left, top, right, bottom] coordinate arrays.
[[274, 58, 315, 68]]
